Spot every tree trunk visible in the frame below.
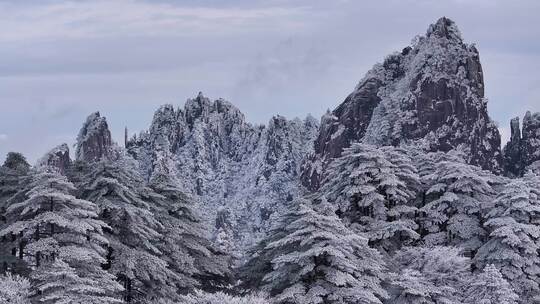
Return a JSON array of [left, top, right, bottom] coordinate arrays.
[[18, 232, 24, 259], [127, 278, 132, 303], [50, 197, 55, 236]]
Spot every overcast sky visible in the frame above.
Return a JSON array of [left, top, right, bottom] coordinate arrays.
[[0, 0, 539, 163]]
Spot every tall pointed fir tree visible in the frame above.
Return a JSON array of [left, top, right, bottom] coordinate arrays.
[[322, 143, 420, 251], [238, 200, 296, 292], [417, 154, 495, 255], [0, 167, 123, 303], [474, 173, 540, 302], [463, 264, 519, 304], [0, 152, 30, 207], [243, 198, 388, 304], [145, 172, 231, 293], [0, 152, 30, 275], [73, 158, 181, 303]]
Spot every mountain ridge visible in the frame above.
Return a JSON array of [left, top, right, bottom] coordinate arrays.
[[37, 17, 540, 254]]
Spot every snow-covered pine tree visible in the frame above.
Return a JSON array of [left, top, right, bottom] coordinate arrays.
[[463, 264, 519, 304], [146, 172, 231, 293], [0, 153, 30, 275], [474, 173, 540, 302], [418, 155, 495, 254], [386, 269, 441, 304], [31, 258, 121, 304], [74, 158, 180, 303], [412, 151, 459, 236], [237, 201, 295, 292], [215, 223, 236, 257], [410, 151, 464, 211], [323, 143, 420, 251], [387, 246, 470, 304], [249, 198, 388, 304], [0, 167, 123, 303], [0, 272, 31, 304], [382, 146, 422, 236], [0, 152, 30, 222], [1, 152, 30, 173], [179, 290, 270, 304]]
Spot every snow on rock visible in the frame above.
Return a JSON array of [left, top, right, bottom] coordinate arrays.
[[522, 111, 540, 167], [75, 112, 116, 162], [302, 17, 502, 191], [126, 93, 319, 253], [504, 111, 540, 176], [35, 143, 71, 174]]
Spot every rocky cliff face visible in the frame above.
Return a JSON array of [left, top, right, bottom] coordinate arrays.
[[127, 93, 318, 252], [36, 144, 71, 174], [75, 112, 115, 162], [34, 112, 119, 176], [302, 17, 502, 190], [523, 112, 540, 168], [503, 111, 540, 176]]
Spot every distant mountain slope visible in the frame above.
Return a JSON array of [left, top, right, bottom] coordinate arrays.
[[126, 93, 318, 252]]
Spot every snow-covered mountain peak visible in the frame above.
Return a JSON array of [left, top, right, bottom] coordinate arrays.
[[185, 92, 212, 125], [36, 143, 71, 174], [75, 111, 116, 162], [301, 17, 501, 190], [126, 94, 319, 252], [183, 93, 247, 129], [426, 16, 463, 42]]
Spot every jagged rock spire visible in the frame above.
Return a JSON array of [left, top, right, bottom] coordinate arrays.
[[510, 117, 521, 141], [124, 127, 128, 148], [301, 17, 502, 190], [75, 112, 114, 162], [427, 17, 463, 41], [504, 112, 540, 176], [36, 143, 71, 174], [125, 93, 319, 253]]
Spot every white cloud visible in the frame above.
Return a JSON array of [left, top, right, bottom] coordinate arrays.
[[0, 1, 308, 42], [0, 134, 8, 141]]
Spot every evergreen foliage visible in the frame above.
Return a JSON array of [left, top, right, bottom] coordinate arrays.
[[323, 143, 420, 251], [75, 158, 181, 303], [463, 264, 519, 304], [418, 153, 495, 252], [475, 173, 540, 302], [244, 198, 388, 304], [0, 167, 122, 303], [387, 246, 470, 304], [0, 272, 31, 304]]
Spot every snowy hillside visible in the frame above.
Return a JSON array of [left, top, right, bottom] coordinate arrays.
[[126, 93, 319, 253]]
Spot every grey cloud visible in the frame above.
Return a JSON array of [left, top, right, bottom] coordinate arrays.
[[1, 0, 540, 163]]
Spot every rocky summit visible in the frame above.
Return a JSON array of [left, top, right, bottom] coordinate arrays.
[[301, 17, 502, 190], [125, 93, 318, 253], [75, 112, 116, 162]]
